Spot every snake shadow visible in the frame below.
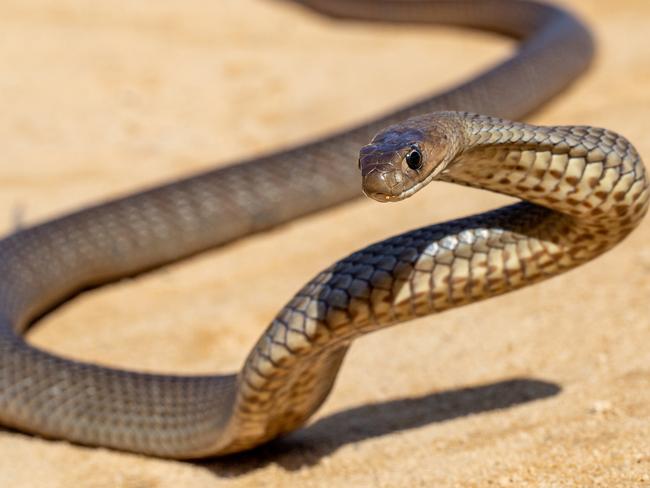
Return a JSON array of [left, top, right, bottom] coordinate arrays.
[[199, 377, 560, 476]]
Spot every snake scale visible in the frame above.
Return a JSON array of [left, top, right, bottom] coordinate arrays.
[[0, 0, 647, 458]]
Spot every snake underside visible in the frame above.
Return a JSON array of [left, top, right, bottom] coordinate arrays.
[[0, 0, 646, 459]]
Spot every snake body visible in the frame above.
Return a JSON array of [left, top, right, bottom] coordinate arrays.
[[0, 1, 645, 459]]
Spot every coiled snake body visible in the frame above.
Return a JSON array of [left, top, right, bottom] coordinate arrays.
[[0, 1, 647, 458]]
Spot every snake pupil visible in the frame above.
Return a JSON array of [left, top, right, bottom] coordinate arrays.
[[405, 148, 422, 170]]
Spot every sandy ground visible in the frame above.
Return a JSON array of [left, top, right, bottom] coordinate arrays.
[[0, 0, 649, 486]]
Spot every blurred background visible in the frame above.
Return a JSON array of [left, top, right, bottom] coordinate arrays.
[[0, 0, 649, 486]]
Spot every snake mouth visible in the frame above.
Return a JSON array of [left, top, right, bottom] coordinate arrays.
[[363, 191, 401, 202], [363, 163, 445, 203]]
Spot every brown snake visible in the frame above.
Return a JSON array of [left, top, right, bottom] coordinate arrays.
[[0, 1, 647, 458]]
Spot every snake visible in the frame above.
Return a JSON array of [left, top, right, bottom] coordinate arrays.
[[0, 0, 647, 459]]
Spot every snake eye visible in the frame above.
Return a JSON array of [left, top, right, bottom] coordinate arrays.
[[405, 147, 422, 170]]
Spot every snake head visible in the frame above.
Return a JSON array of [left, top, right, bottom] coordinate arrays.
[[359, 112, 460, 202]]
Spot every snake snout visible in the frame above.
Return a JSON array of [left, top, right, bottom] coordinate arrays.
[[359, 145, 406, 201], [362, 168, 405, 202]]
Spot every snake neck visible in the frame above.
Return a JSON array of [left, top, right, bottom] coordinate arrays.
[[437, 113, 649, 238]]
